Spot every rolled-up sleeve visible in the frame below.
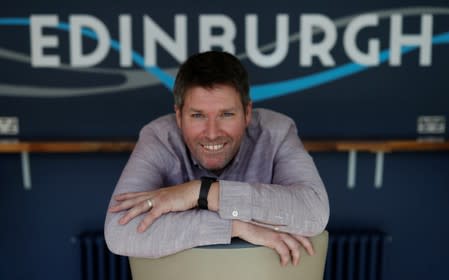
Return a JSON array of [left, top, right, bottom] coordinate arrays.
[[218, 120, 329, 236]]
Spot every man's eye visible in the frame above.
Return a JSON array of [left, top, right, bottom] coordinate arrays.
[[191, 113, 204, 119], [222, 112, 235, 118]]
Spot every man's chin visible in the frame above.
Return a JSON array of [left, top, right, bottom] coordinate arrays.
[[199, 159, 227, 172], [201, 163, 225, 171]]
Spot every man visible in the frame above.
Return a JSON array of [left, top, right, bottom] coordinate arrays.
[[105, 51, 329, 267]]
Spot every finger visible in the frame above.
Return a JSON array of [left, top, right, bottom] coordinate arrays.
[[114, 192, 148, 201], [294, 235, 315, 256], [272, 239, 291, 267], [119, 199, 151, 225], [137, 206, 162, 232], [280, 233, 301, 266], [109, 196, 148, 212], [137, 200, 171, 232]]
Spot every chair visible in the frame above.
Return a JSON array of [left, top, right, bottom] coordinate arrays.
[[129, 230, 328, 280]]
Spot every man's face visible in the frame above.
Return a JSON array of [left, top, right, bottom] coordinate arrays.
[[175, 84, 252, 171]]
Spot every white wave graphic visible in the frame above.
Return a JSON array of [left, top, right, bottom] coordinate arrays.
[[0, 6, 448, 98]]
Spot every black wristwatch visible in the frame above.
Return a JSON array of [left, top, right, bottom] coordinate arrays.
[[198, 176, 217, 209]]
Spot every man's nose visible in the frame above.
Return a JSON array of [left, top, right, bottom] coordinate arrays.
[[205, 118, 220, 140]]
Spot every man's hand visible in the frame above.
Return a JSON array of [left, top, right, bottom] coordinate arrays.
[[108, 180, 201, 232], [232, 220, 315, 267]]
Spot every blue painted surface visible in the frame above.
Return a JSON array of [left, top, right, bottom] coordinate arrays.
[[1, 1, 449, 279], [1, 152, 448, 279]]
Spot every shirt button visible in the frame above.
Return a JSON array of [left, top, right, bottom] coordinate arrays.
[[232, 210, 239, 217]]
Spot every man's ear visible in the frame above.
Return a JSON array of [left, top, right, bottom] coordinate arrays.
[[245, 102, 253, 126], [174, 105, 182, 128]]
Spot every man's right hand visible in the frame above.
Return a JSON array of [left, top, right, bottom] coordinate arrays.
[[231, 220, 315, 267], [108, 180, 203, 232]]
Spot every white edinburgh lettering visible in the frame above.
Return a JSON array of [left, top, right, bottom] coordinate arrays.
[[144, 15, 187, 66], [30, 15, 60, 67], [28, 13, 435, 68], [119, 15, 132, 67], [70, 15, 110, 67], [343, 14, 380, 65], [245, 14, 289, 68], [300, 14, 337, 67], [199, 15, 236, 54], [390, 15, 433, 66]]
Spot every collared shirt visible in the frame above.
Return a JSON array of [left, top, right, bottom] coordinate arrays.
[[105, 108, 329, 258]]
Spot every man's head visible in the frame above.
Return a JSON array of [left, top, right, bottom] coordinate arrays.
[[173, 51, 251, 112], [174, 51, 252, 172]]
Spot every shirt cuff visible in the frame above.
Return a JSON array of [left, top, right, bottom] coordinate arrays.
[[218, 180, 252, 221]]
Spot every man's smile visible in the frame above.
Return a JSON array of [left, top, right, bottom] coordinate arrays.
[[201, 143, 226, 152]]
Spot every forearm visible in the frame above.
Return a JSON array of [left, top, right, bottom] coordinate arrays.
[[105, 209, 232, 258], [219, 180, 329, 236], [206, 181, 220, 211], [105, 179, 227, 258]]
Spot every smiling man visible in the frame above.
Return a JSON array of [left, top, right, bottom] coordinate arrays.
[[105, 51, 329, 266]]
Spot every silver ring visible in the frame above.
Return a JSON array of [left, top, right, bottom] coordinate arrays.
[[146, 199, 153, 210]]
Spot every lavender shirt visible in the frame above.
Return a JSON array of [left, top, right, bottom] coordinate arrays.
[[105, 108, 329, 258]]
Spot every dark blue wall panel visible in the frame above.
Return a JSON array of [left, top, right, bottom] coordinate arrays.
[[1, 1, 449, 279]]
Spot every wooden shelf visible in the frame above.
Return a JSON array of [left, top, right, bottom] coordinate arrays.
[[0, 141, 136, 153], [1, 140, 448, 153], [2, 139, 447, 190], [306, 140, 449, 152]]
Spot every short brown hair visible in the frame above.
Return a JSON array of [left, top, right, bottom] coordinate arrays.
[[173, 51, 250, 110]]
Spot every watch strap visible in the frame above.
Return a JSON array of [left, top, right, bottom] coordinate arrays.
[[198, 176, 217, 209]]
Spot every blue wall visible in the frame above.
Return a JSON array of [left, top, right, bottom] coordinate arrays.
[[1, 1, 449, 279], [1, 152, 448, 279]]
